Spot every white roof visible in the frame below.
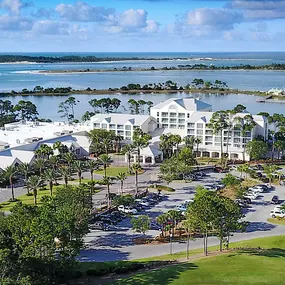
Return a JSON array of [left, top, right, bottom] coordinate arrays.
[[140, 145, 162, 157], [90, 113, 154, 126], [0, 156, 21, 170], [152, 98, 212, 111]]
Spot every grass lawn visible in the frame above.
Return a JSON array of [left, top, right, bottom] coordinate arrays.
[[114, 235, 285, 285], [267, 218, 285, 225]]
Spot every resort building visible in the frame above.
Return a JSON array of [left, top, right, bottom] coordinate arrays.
[[86, 113, 157, 140], [0, 97, 269, 168]]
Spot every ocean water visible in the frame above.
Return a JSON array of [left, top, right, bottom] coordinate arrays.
[[1, 52, 285, 120]]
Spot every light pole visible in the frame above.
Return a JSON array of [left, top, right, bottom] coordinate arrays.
[[169, 232, 173, 255]]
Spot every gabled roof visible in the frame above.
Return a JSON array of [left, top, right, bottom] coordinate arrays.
[[140, 145, 162, 157], [90, 113, 153, 126], [152, 98, 212, 111]]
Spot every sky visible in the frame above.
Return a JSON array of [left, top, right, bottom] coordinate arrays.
[[1, 0, 285, 52]]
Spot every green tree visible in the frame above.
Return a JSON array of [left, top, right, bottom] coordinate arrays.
[[113, 194, 134, 207], [264, 165, 278, 186], [60, 166, 70, 187], [27, 175, 41, 205], [102, 176, 115, 209], [14, 100, 39, 121], [117, 172, 127, 195], [33, 157, 45, 176], [3, 165, 17, 200], [122, 144, 135, 173], [98, 154, 112, 178], [157, 213, 169, 237], [222, 173, 241, 187], [209, 111, 229, 164], [87, 159, 99, 182], [132, 128, 151, 166], [131, 215, 151, 236], [44, 169, 56, 196], [234, 114, 256, 161], [131, 163, 141, 196], [18, 163, 31, 194], [246, 139, 269, 160], [167, 210, 182, 236], [73, 160, 85, 184]]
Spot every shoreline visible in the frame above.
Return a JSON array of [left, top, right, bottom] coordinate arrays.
[[0, 88, 271, 97], [38, 67, 285, 75]]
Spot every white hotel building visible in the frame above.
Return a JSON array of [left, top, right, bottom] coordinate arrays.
[[0, 97, 268, 169]]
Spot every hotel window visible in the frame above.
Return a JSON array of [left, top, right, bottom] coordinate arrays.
[[178, 125, 185, 129], [133, 125, 139, 129], [101, 123, 107, 129], [162, 118, 168, 123], [170, 112, 177, 118], [125, 131, 131, 137], [162, 124, 168, 128], [205, 142, 213, 146], [215, 137, 221, 142], [157, 112, 159, 116], [188, 129, 195, 135], [117, 130, 124, 135], [205, 136, 213, 141], [234, 131, 241, 137], [178, 113, 185, 118], [170, 118, 177, 123], [117, 125, 124, 130], [93, 123, 100, 128], [197, 123, 204, 129], [205, 130, 213, 135], [162, 112, 168, 117], [178, 119, 185, 124], [188, 123, 195, 128], [109, 124, 116, 129], [197, 129, 203, 135], [170, 124, 176, 129], [125, 125, 131, 130]]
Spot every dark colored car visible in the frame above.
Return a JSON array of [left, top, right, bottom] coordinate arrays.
[[214, 167, 229, 173], [271, 195, 280, 204]]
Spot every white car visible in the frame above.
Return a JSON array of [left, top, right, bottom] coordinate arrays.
[[118, 205, 138, 214], [248, 187, 263, 193], [270, 210, 285, 218], [274, 203, 285, 212], [184, 199, 194, 205], [176, 204, 187, 212], [244, 192, 259, 200], [135, 199, 149, 207]]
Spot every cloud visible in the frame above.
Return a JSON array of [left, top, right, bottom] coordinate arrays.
[[55, 1, 114, 22], [0, 0, 32, 15], [227, 0, 285, 20], [31, 20, 70, 35], [187, 8, 243, 30], [106, 9, 158, 33], [0, 14, 32, 30], [32, 8, 54, 19]]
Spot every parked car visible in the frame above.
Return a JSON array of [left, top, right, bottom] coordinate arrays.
[[89, 221, 110, 231], [150, 222, 161, 230], [176, 203, 188, 212], [244, 192, 259, 200], [270, 209, 285, 218], [215, 167, 229, 173], [271, 195, 280, 204], [274, 203, 285, 212], [135, 199, 150, 207], [118, 205, 138, 214]]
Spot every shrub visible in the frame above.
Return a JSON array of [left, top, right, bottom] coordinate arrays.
[[149, 184, 175, 192], [26, 193, 33, 196], [8, 198, 19, 202]]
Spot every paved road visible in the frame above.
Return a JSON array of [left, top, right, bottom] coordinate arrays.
[[80, 169, 285, 262]]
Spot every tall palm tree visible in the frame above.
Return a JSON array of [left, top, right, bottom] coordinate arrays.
[[114, 135, 124, 153], [194, 137, 202, 159], [172, 134, 182, 155], [27, 175, 41, 205], [99, 154, 112, 178], [44, 169, 56, 196], [4, 165, 17, 200], [48, 155, 59, 172], [60, 166, 70, 187], [183, 136, 195, 151], [116, 172, 127, 194], [122, 144, 135, 173], [103, 176, 114, 209], [167, 210, 182, 236], [132, 128, 151, 166], [63, 152, 75, 171], [73, 160, 85, 184], [132, 163, 141, 196], [33, 158, 45, 176], [87, 159, 99, 182], [19, 163, 31, 194], [101, 137, 112, 155]]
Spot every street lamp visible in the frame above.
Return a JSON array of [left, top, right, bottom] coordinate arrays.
[[169, 232, 173, 255]]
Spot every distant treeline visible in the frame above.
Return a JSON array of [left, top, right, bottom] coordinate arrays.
[[0, 55, 183, 63]]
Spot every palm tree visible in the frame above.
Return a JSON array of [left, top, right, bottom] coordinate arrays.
[[33, 158, 45, 176], [237, 164, 249, 180], [27, 175, 41, 205], [114, 135, 124, 153], [19, 163, 31, 194], [3, 165, 17, 200], [48, 155, 59, 172], [60, 166, 70, 187], [99, 154, 112, 178], [264, 165, 278, 186], [73, 160, 84, 184], [132, 128, 151, 166], [132, 163, 141, 196], [101, 137, 113, 155], [167, 210, 182, 236], [172, 134, 182, 155], [122, 144, 135, 173], [234, 115, 256, 161], [103, 176, 114, 209], [87, 159, 99, 182], [183, 136, 195, 151], [194, 137, 202, 159], [63, 152, 75, 169], [117, 172, 127, 194], [157, 213, 169, 237], [44, 169, 56, 196]]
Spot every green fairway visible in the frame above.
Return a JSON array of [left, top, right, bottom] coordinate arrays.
[[114, 236, 285, 285]]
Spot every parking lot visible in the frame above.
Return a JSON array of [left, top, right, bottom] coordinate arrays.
[[80, 168, 285, 262]]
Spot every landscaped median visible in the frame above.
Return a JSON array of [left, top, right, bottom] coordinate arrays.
[[76, 235, 285, 285], [267, 217, 285, 226], [148, 184, 175, 192]]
